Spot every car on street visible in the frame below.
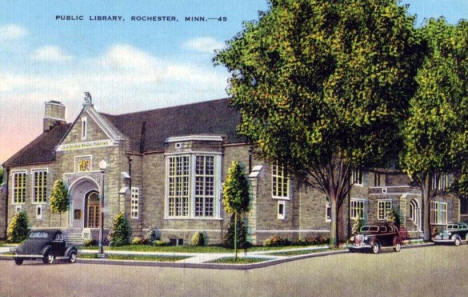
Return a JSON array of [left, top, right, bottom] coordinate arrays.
[[349, 223, 402, 254], [13, 229, 78, 265], [433, 222, 468, 246]]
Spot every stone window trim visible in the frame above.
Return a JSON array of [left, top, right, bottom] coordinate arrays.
[[31, 168, 48, 204], [74, 155, 93, 173], [81, 116, 88, 140], [11, 170, 27, 205], [377, 199, 392, 221], [350, 198, 367, 220], [164, 153, 222, 220], [431, 201, 448, 225], [130, 187, 140, 220], [271, 163, 290, 199], [277, 200, 286, 220]]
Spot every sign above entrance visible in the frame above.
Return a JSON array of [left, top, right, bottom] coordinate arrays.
[[56, 139, 116, 152]]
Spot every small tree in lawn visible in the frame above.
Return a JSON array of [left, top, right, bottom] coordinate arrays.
[[109, 212, 132, 246], [223, 161, 250, 260], [49, 179, 69, 227], [7, 211, 30, 243]]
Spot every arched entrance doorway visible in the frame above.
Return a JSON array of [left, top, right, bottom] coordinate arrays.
[[408, 199, 421, 231], [85, 191, 100, 228], [68, 177, 99, 229]]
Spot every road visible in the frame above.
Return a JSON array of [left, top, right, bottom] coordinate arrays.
[[0, 245, 467, 297]]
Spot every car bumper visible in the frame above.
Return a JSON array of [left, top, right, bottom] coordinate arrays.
[[14, 254, 43, 258], [348, 244, 372, 250], [433, 239, 455, 244]]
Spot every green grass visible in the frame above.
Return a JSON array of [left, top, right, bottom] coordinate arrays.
[[211, 257, 269, 264], [79, 253, 189, 262], [79, 244, 323, 253], [268, 248, 332, 256]]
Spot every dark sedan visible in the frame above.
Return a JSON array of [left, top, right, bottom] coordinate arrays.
[[13, 229, 78, 265], [349, 223, 402, 254], [433, 222, 468, 246]]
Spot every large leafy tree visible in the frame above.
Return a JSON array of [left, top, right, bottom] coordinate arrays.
[[0, 166, 3, 185], [223, 161, 250, 260], [401, 18, 467, 241], [215, 0, 422, 246], [49, 179, 69, 227]]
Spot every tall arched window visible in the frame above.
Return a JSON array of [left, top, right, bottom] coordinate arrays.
[[409, 199, 419, 227]]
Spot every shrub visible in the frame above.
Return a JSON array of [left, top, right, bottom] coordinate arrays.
[[109, 212, 132, 246], [191, 232, 205, 246], [84, 239, 97, 247], [152, 240, 169, 246], [264, 235, 290, 247], [145, 228, 160, 242], [224, 216, 248, 248], [132, 236, 144, 245], [352, 218, 365, 235], [7, 211, 29, 243], [389, 208, 403, 228], [316, 235, 329, 245]]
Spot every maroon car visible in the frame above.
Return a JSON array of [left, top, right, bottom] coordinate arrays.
[[349, 223, 402, 254]]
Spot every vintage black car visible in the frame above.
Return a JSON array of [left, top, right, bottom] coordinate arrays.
[[433, 222, 468, 246], [13, 229, 78, 265], [349, 223, 402, 254]]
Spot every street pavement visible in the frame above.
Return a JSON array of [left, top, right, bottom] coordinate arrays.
[[0, 244, 467, 297]]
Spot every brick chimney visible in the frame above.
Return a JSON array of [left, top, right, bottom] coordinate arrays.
[[43, 100, 66, 132]]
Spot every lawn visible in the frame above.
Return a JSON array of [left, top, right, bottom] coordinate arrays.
[[79, 253, 189, 262], [79, 244, 325, 253], [268, 248, 332, 256], [210, 257, 269, 264]]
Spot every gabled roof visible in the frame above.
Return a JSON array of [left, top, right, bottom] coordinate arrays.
[[3, 123, 71, 167], [101, 98, 244, 152]]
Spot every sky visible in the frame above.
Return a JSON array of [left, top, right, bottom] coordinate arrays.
[[0, 0, 466, 163]]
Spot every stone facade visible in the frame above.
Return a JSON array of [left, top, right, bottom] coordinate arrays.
[[0, 98, 462, 245]]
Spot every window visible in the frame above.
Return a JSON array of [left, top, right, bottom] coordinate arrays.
[[409, 199, 418, 224], [195, 156, 214, 217], [36, 205, 43, 219], [131, 187, 140, 219], [377, 200, 392, 220], [33, 170, 47, 203], [81, 117, 87, 140], [373, 172, 383, 187], [351, 169, 363, 185], [13, 172, 26, 204], [272, 164, 289, 198], [15, 205, 22, 213], [431, 201, 447, 225], [277, 200, 286, 220], [75, 156, 91, 172], [433, 173, 450, 191], [168, 155, 190, 217], [326, 201, 331, 221], [351, 199, 366, 220]]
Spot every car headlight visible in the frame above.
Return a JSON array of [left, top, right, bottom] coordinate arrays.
[[350, 236, 355, 241], [446, 232, 452, 236], [364, 235, 369, 241]]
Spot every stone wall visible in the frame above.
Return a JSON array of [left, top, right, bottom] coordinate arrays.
[[0, 185, 6, 238]]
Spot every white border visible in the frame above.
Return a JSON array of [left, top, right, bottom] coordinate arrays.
[[11, 170, 27, 205], [166, 135, 223, 143], [31, 168, 49, 204]]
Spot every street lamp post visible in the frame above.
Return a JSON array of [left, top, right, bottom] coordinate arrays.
[[98, 160, 107, 258]]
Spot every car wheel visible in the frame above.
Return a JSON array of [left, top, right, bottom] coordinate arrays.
[[69, 251, 77, 263], [465, 233, 468, 242], [14, 258, 23, 265], [394, 243, 401, 252], [43, 252, 55, 264], [454, 237, 461, 246], [371, 242, 380, 254]]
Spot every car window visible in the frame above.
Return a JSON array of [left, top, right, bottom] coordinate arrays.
[[54, 234, 64, 241], [379, 226, 387, 232], [29, 232, 49, 239], [361, 226, 378, 232]]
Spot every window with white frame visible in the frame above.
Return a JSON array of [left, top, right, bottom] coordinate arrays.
[[13, 172, 26, 204], [432, 173, 450, 191], [326, 201, 331, 221], [81, 117, 87, 140], [277, 200, 286, 220], [409, 199, 418, 223], [377, 200, 392, 220], [33, 170, 47, 203], [168, 155, 190, 217], [195, 156, 214, 217], [272, 164, 289, 198], [131, 187, 140, 219], [15, 205, 22, 213], [373, 172, 383, 187], [351, 199, 366, 220], [36, 205, 43, 219], [351, 168, 363, 185], [431, 201, 447, 225]]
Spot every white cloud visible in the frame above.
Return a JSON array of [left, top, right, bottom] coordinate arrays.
[[0, 24, 27, 40], [183, 37, 225, 54], [31, 45, 73, 62]]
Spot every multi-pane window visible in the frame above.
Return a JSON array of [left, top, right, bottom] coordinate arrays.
[[431, 201, 447, 225], [272, 164, 289, 198], [33, 170, 47, 203], [373, 172, 382, 187], [377, 200, 392, 220], [433, 173, 450, 191], [76, 156, 91, 172], [351, 199, 366, 220], [131, 187, 140, 219], [351, 169, 363, 185], [168, 156, 190, 217], [13, 172, 26, 203], [195, 156, 215, 217]]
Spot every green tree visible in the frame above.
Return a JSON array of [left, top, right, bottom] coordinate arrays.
[[214, 0, 422, 246], [0, 166, 3, 185], [223, 161, 250, 260], [7, 211, 29, 243], [400, 18, 467, 241], [109, 212, 132, 246], [49, 179, 69, 227]]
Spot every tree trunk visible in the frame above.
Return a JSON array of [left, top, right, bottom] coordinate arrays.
[[330, 198, 338, 247], [234, 212, 238, 260], [422, 174, 432, 241]]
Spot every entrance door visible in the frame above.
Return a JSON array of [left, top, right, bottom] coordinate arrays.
[[85, 191, 100, 228]]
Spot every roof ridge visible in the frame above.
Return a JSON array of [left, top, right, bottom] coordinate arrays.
[[99, 97, 230, 117]]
